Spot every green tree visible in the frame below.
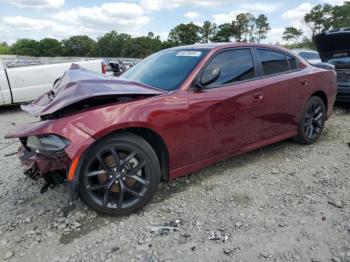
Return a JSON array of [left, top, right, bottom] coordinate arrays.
[[234, 13, 251, 42], [282, 27, 303, 43], [97, 31, 132, 57], [61, 35, 97, 57], [200, 21, 217, 43], [212, 13, 270, 43], [124, 36, 163, 58], [331, 3, 350, 29], [283, 37, 315, 50], [0, 42, 10, 54], [211, 23, 235, 42], [301, 3, 350, 47], [39, 38, 62, 57], [11, 39, 40, 56], [168, 23, 201, 45], [255, 14, 270, 43], [304, 4, 334, 36]]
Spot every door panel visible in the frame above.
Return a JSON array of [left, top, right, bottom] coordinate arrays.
[[261, 71, 309, 139], [255, 49, 309, 139], [188, 80, 266, 162]]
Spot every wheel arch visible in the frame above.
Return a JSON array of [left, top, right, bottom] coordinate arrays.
[[91, 126, 170, 182], [124, 127, 170, 182], [310, 90, 328, 115]]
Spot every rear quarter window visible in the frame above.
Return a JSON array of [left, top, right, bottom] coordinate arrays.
[[257, 49, 289, 76], [287, 55, 298, 70]]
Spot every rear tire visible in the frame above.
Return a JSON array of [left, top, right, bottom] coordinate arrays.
[[293, 96, 326, 145], [77, 132, 161, 216]]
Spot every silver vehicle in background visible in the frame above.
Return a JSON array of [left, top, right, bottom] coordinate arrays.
[[0, 57, 140, 106], [292, 49, 321, 64], [292, 49, 335, 71], [0, 58, 105, 106]]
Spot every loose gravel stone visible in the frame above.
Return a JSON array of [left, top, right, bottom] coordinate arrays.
[[4, 251, 14, 260]]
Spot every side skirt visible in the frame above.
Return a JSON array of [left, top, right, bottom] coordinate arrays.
[[169, 130, 297, 179]]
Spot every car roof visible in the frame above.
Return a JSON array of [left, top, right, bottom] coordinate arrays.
[[168, 42, 292, 54], [292, 49, 319, 54]]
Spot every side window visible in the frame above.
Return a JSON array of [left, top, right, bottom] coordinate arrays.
[[257, 49, 289, 76], [287, 55, 298, 70], [201, 49, 255, 88]]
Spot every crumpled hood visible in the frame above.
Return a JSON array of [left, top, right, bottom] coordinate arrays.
[[313, 29, 350, 61], [22, 64, 166, 117]]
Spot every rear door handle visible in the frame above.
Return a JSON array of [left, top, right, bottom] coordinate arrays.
[[253, 91, 264, 100], [301, 80, 308, 86]]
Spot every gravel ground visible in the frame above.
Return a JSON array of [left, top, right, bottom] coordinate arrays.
[[0, 105, 349, 262]]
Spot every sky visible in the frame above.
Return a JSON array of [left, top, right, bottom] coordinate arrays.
[[0, 0, 346, 44]]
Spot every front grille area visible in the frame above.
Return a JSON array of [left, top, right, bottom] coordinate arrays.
[[336, 70, 350, 83]]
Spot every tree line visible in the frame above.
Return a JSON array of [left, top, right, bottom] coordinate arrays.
[[0, 12, 269, 58], [0, 2, 348, 58]]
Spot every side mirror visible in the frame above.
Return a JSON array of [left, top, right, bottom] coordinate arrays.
[[196, 67, 220, 88]]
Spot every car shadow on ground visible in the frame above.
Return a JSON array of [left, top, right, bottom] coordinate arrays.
[[58, 138, 297, 244], [0, 104, 22, 114], [335, 103, 350, 112]]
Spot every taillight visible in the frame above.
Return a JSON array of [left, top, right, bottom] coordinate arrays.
[[101, 62, 106, 74]]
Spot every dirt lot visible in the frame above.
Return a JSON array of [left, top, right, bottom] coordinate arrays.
[[0, 105, 349, 262]]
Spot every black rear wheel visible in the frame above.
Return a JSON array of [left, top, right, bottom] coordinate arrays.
[[78, 132, 161, 216], [293, 96, 326, 145]]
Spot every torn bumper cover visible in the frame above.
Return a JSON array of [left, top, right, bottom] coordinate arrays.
[[18, 145, 70, 179], [6, 118, 95, 184]]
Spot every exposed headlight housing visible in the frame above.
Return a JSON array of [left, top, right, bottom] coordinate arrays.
[[27, 135, 70, 155]]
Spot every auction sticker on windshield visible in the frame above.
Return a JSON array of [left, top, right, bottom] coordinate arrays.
[[176, 51, 202, 57]]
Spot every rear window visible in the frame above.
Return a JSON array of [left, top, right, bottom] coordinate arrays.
[[257, 49, 290, 76]]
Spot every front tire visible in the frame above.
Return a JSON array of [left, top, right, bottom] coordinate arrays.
[[77, 132, 161, 216], [293, 96, 326, 145]]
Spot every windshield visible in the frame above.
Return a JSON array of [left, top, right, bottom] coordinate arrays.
[[121, 49, 208, 91]]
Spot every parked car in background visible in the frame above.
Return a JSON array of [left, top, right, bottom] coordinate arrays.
[[292, 49, 321, 64], [102, 59, 139, 77], [0, 58, 105, 106], [6, 43, 337, 215], [292, 49, 335, 70], [314, 28, 350, 102]]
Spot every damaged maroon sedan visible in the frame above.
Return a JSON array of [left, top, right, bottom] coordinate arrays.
[[6, 43, 337, 215]]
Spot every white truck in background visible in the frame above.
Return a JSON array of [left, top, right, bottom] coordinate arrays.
[[0, 59, 105, 106]]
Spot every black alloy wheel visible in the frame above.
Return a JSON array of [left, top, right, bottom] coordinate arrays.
[[304, 102, 324, 140], [294, 96, 326, 145], [78, 132, 161, 215]]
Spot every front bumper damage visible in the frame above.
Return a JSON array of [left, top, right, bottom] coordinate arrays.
[[6, 118, 95, 212], [19, 145, 69, 179], [18, 145, 78, 208]]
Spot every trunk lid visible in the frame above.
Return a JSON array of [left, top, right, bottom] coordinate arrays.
[[314, 29, 350, 85], [21, 64, 166, 117], [313, 29, 350, 61]]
